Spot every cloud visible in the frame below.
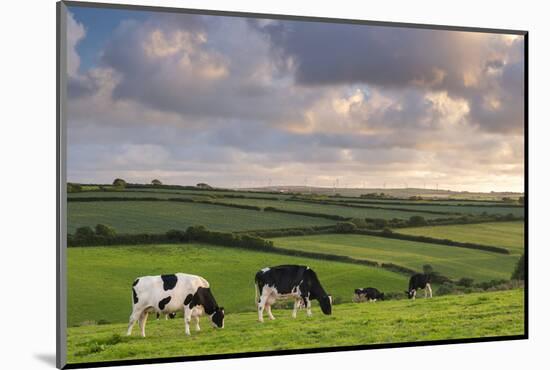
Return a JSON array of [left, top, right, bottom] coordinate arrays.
[[65, 11, 524, 192]]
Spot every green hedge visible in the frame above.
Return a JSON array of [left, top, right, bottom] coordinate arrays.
[[263, 206, 348, 221], [352, 229, 510, 255]]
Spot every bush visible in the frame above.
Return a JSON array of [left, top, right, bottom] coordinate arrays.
[[166, 229, 185, 241], [350, 218, 368, 229], [436, 282, 455, 296], [112, 178, 127, 188], [511, 254, 525, 280], [67, 183, 82, 193], [373, 219, 388, 229], [457, 277, 474, 287], [95, 224, 116, 237], [422, 264, 434, 274], [409, 215, 427, 226], [75, 226, 95, 239], [335, 222, 357, 233]]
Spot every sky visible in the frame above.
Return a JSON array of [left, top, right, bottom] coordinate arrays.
[[66, 6, 525, 192]]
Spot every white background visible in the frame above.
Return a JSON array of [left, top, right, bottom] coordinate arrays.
[[1, 0, 547, 368]]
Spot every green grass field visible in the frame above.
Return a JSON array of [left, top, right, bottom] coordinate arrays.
[[66, 289, 524, 364], [67, 201, 334, 234], [216, 198, 455, 219], [272, 234, 520, 282], [67, 244, 408, 326], [399, 222, 524, 255]]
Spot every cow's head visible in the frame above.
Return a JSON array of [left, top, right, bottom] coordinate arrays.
[[319, 294, 332, 315], [210, 307, 225, 328], [405, 289, 416, 299]]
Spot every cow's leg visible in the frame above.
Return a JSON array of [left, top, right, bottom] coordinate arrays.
[[138, 310, 149, 337], [156, 313, 160, 320], [412, 289, 417, 300], [292, 298, 301, 318], [194, 315, 201, 332], [126, 308, 141, 336], [257, 294, 267, 323], [183, 306, 192, 335], [426, 283, 433, 298], [266, 304, 275, 320], [305, 298, 312, 317]]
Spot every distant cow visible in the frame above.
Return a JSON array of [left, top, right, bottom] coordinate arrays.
[[127, 273, 224, 337], [354, 287, 385, 302], [255, 265, 332, 322], [405, 273, 432, 300]]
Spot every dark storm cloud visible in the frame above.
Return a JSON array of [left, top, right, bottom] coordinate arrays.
[[257, 20, 524, 133]]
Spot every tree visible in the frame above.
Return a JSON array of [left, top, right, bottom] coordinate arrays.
[[511, 254, 525, 280], [422, 264, 434, 275], [67, 183, 82, 193], [95, 224, 116, 237], [74, 226, 94, 239], [113, 178, 127, 188], [151, 179, 162, 186], [409, 215, 427, 226]]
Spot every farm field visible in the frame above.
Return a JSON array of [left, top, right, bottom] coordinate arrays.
[[66, 289, 524, 364], [67, 201, 334, 234], [215, 198, 455, 220], [272, 234, 520, 282], [68, 191, 210, 200], [399, 222, 524, 255], [67, 244, 408, 326]]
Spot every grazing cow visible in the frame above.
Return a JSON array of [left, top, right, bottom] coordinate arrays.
[[354, 287, 385, 302], [255, 265, 332, 322], [405, 273, 432, 299], [127, 273, 224, 337]]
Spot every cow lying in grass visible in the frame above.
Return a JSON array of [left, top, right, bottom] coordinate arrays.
[[354, 287, 385, 302], [255, 265, 332, 322], [127, 273, 224, 337]]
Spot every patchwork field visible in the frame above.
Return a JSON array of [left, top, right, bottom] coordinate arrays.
[[66, 289, 524, 364], [272, 234, 520, 282], [399, 222, 524, 255], [67, 244, 408, 326], [67, 201, 334, 234]]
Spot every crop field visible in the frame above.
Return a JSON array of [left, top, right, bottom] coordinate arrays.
[[67, 201, 334, 234], [215, 198, 454, 219], [68, 191, 210, 200], [67, 244, 408, 326], [66, 289, 524, 364], [399, 222, 524, 255], [272, 234, 520, 282]]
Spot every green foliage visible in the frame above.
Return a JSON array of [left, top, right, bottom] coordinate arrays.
[[112, 178, 127, 188], [436, 282, 455, 296], [422, 264, 433, 274], [511, 254, 525, 280], [74, 226, 94, 239], [67, 183, 83, 193], [457, 277, 475, 287], [151, 179, 162, 186], [409, 215, 428, 226], [335, 222, 357, 233], [94, 224, 116, 237]]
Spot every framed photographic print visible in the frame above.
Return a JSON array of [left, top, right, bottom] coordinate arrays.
[[56, 1, 527, 368]]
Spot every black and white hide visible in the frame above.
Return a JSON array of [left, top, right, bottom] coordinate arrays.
[[127, 273, 224, 337]]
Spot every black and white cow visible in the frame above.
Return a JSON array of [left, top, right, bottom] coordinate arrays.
[[255, 265, 332, 322], [405, 273, 432, 300], [127, 273, 224, 337], [354, 287, 385, 302]]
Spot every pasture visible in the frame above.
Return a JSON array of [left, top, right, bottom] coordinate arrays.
[[272, 234, 521, 282], [66, 289, 524, 364], [215, 197, 454, 219], [399, 222, 524, 255], [67, 244, 408, 326], [67, 201, 334, 234]]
